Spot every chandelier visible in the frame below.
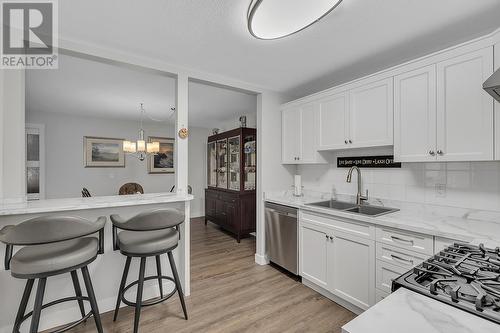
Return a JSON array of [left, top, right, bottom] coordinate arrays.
[[123, 103, 160, 161]]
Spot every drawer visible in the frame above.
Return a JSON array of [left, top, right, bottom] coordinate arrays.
[[376, 226, 433, 255], [376, 259, 407, 293], [376, 242, 428, 270], [375, 289, 390, 303], [301, 211, 375, 240]]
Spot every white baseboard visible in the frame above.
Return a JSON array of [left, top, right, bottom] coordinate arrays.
[[254, 253, 270, 265]]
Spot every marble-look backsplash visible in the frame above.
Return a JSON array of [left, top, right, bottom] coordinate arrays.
[[297, 149, 500, 212]]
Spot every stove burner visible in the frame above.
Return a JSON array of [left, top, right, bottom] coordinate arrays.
[[393, 243, 500, 324]]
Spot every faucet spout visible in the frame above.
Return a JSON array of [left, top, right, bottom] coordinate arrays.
[[346, 166, 368, 205]]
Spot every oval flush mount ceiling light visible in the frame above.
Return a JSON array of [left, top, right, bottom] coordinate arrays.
[[248, 0, 343, 40]]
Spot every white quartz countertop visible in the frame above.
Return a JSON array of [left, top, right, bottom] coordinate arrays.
[[342, 287, 500, 333], [0, 192, 193, 216], [265, 191, 500, 244]]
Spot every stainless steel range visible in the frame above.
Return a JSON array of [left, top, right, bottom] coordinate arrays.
[[392, 243, 500, 324]]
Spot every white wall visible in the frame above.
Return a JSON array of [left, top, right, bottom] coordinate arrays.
[[1, 70, 26, 203], [26, 110, 208, 215], [297, 147, 500, 212], [218, 112, 257, 132]]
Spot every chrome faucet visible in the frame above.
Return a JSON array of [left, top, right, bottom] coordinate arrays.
[[346, 166, 368, 205]]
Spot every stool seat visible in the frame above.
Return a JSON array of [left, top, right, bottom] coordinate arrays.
[[118, 229, 178, 255], [11, 237, 98, 278]]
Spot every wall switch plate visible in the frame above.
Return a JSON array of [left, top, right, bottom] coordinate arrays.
[[435, 184, 447, 198]]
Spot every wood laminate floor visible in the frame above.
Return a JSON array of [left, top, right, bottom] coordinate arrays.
[[68, 217, 356, 333]]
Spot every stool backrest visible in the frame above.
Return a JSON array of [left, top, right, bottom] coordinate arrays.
[[110, 208, 184, 231], [0, 215, 106, 246]]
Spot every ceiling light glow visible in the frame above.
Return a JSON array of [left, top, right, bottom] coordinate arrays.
[[247, 0, 343, 40]]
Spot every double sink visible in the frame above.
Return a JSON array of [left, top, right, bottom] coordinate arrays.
[[306, 200, 399, 217]]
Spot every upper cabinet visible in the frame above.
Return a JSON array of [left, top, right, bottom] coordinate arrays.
[[436, 48, 494, 161], [317, 78, 393, 150], [349, 78, 394, 148], [282, 103, 327, 164], [395, 47, 494, 162]]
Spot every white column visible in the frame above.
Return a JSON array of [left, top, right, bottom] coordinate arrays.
[[255, 91, 294, 265], [175, 73, 191, 295], [0, 69, 26, 203]]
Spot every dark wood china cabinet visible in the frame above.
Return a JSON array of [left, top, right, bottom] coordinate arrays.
[[205, 128, 256, 242]]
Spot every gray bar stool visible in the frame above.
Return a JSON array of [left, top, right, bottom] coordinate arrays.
[[111, 208, 187, 333], [0, 215, 106, 333]]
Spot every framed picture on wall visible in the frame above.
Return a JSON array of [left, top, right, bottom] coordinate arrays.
[[83, 136, 125, 167], [148, 136, 174, 174]]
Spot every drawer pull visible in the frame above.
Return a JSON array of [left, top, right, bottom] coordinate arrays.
[[390, 254, 413, 265], [391, 236, 414, 245]]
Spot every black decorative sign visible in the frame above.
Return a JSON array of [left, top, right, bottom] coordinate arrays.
[[337, 155, 401, 168]]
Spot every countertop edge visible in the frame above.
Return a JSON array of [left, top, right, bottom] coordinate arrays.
[[0, 193, 194, 216]]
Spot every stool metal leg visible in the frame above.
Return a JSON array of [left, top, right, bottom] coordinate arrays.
[[155, 255, 164, 298], [114, 256, 131, 321], [81, 266, 103, 333], [167, 251, 188, 320], [70, 270, 86, 318], [13, 279, 34, 332], [30, 278, 46, 333], [134, 257, 146, 333]]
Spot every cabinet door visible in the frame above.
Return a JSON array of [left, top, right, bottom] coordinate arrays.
[[318, 92, 349, 150], [436, 47, 494, 161], [299, 103, 320, 163], [328, 230, 375, 310], [206, 194, 216, 218], [225, 201, 239, 230], [282, 107, 301, 163], [299, 224, 329, 289], [394, 65, 437, 162], [349, 78, 394, 148], [215, 199, 227, 226]]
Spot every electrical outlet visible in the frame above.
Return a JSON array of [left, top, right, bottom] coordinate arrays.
[[435, 184, 446, 198]]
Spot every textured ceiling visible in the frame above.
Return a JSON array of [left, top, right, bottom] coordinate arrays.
[[58, 0, 500, 100], [26, 54, 256, 128]]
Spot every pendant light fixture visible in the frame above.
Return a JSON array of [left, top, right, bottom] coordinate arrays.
[[123, 103, 160, 161], [247, 0, 343, 40]]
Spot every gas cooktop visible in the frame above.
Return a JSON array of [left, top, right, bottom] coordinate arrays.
[[392, 242, 500, 324]]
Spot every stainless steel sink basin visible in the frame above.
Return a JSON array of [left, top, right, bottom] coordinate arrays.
[[344, 205, 399, 217], [306, 200, 399, 217], [306, 200, 357, 210]]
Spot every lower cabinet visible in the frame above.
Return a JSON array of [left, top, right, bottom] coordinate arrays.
[[299, 216, 375, 310], [205, 188, 256, 242]]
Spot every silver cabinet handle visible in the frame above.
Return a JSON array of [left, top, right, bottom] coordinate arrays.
[[437, 150, 444, 155], [390, 254, 414, 265], [429, 150, 435, 156], [325, 234, 329, 239], [390, 235, 414, 245], [345, 140, 348, 144], [329, 236, 333, 240], [349, 139, 352, 144]]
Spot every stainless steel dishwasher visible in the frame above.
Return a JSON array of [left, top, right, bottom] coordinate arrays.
[[265, 202, 298, 275]]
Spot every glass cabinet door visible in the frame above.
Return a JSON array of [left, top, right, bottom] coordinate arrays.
[[216, 139, 228, 189], [207, 141, 217, 187], [228, 136, 241, 191], [243, 134, 256, 190]]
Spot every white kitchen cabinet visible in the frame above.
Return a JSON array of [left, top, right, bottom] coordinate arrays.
[[299, 222, 329, 289], [349, 77, 394, 148], [300, 214, 375, 310], [328, 230, 376, 310], [281, 107, 301, 164], [394, 65, 437, 162], [281, 104, 326, 164], [436, 47, 494, 161], [318, 92, 349, 150]]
